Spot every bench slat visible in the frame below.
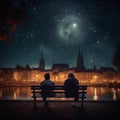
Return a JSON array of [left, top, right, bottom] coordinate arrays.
[[31, 91, 87, 94]]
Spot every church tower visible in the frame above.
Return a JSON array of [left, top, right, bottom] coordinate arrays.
[[39, 51, 45, 71], [76, 48, 85, 71]]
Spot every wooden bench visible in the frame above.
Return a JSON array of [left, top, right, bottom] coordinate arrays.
[[30, 85, 87, 109]]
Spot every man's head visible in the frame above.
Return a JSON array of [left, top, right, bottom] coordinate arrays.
[[44, 73, 50, 80]]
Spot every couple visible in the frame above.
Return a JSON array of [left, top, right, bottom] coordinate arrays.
[[40, 73, 80, 107]]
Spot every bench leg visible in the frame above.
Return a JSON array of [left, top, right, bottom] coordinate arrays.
[[81, 99, 85, 110], [43, 97, 49, 106], [34, 97, 36, 109]]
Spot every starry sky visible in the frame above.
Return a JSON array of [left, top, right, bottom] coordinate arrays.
[[0, 0, 120, 69]]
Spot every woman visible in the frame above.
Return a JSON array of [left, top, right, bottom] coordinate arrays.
[[64, 73, 80, 107]]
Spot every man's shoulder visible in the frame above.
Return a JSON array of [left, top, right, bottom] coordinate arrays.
[[40, 80, 45, 84], [49, 80, 54, 84]]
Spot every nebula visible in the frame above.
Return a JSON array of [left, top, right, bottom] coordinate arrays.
[[57, 15, 81, 42]]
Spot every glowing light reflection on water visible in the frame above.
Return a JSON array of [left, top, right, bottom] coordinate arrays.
[[0, 86, 120, 101]]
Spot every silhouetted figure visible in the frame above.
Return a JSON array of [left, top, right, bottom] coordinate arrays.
[[40, 73, 55, 106], [64, 73, 80, 107]]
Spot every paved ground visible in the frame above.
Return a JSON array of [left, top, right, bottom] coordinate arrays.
[[0, 100, 120, 120]]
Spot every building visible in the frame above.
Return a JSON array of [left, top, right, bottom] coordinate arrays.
[[0, 49, 119, 86]]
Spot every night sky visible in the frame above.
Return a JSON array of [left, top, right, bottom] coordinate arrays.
[[0, 0, 120, 69]]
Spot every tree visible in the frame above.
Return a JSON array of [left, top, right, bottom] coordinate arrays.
[[112, 47, 120, 71]]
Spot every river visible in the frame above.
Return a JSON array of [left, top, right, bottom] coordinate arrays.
[[0, 86, 120, 101]]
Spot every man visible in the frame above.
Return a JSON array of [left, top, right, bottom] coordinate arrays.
[[40, 73, 55, 106]]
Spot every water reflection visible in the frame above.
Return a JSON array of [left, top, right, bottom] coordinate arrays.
[[113, 89, 116, 100], [0, 87, 32, 100], [13, 92, 16, 100], [0, 86, 120, 101], [93, 88, 98, 100], [85, 86, 120, 101], [0, 91, 2, 98]]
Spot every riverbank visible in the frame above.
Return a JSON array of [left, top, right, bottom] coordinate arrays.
[[0, 100, 120, 120]]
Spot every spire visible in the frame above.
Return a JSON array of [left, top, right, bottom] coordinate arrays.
[[76, 47, 85, 71], [41, 50, 43, 60], [39, 50, 45, 71], [78, 47, 81, 58], [81, 52, 84, 67]]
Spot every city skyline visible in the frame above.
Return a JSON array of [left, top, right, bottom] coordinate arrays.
[[0, 0, 120, 69]]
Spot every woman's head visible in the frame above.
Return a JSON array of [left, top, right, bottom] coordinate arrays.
[[68, 73, 75, 79]]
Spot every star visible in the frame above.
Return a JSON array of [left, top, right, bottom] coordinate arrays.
[[73, 23, 77, 27]]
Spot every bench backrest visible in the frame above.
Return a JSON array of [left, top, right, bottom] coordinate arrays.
[[31, 85, 87, 98], [31, 85, 87, 91]]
